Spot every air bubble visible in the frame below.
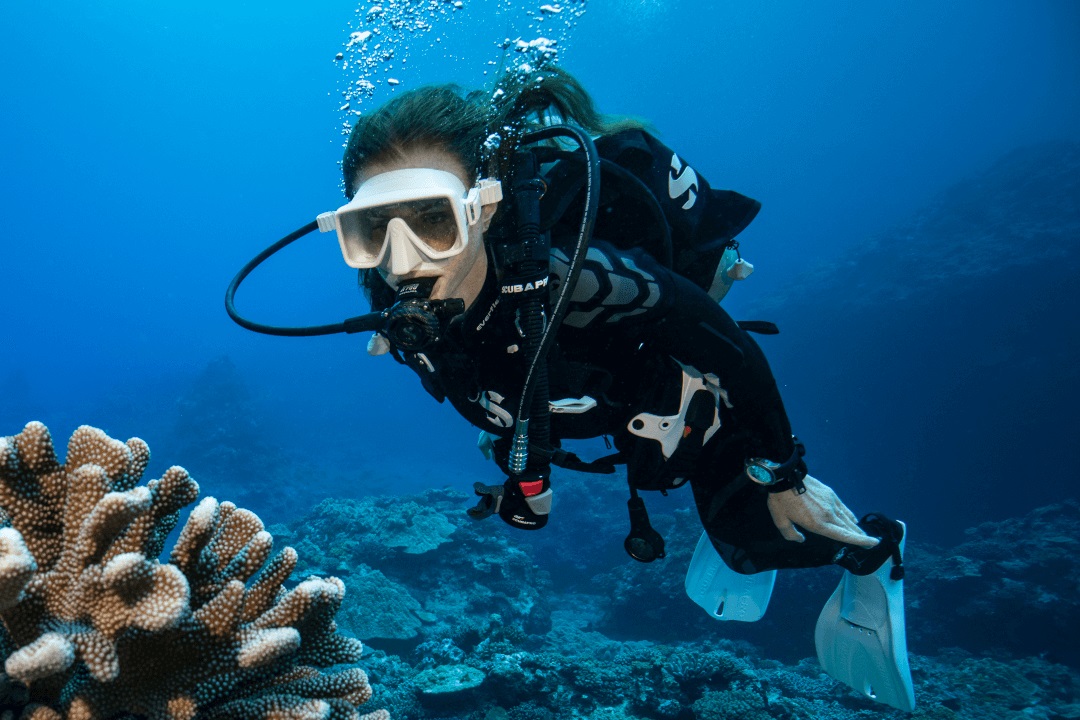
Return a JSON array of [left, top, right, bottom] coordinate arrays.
[[334, 0, 589, 142]]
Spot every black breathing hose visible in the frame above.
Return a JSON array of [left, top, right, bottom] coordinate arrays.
[[224, 220, 383, 337]]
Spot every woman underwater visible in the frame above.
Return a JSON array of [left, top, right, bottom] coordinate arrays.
[[320, 66, 915, 710]]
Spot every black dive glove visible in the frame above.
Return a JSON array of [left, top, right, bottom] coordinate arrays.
[[468, 470, 552, 530]]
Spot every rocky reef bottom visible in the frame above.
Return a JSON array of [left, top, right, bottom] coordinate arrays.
[[270, 481, 1080, 720], [2, 418, 1075, 718], [365, 622, 1080, 720]]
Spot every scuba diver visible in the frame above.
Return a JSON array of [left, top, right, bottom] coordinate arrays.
[[227, 66, 915, 711]]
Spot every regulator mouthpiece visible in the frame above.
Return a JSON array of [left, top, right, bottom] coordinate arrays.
[[383, 278, 464, 353]]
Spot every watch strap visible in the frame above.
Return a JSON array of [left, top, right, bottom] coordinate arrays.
[[752, 438, 808, 494]]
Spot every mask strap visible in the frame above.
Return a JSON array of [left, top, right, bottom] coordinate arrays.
[[464, 178, 504, 226]]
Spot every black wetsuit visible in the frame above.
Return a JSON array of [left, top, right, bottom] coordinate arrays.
[[381, 132, 866, 574]]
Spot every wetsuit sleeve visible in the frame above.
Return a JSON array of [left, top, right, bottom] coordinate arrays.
[[549, 239, 796, 461]]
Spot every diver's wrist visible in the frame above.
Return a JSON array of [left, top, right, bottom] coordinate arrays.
[[745, 437, 807, 493]]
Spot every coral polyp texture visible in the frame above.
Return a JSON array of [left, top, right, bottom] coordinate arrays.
[[0, 421, 389, 720]]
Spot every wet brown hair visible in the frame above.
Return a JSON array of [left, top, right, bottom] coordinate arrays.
[[342, 84, 490, 198], [342, 66, 648, 196]]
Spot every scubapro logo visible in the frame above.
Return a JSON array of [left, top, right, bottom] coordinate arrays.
[[668, 154, 699, 210], [476, 390, 514, 428], [501, 276, 549, 294]]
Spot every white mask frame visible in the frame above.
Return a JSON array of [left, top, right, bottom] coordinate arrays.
[[318, 168, 502, 270]]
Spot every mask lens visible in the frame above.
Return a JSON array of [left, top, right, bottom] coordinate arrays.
[[358, 198, 460, 254]]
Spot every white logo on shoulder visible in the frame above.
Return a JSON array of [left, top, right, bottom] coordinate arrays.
[[668, 154, 699, 210], [476, 390, 514, 428]]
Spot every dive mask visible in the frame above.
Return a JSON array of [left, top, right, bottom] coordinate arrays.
[[318, 168, 502, 272]]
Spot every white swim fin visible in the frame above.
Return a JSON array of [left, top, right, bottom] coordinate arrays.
[[815, 521, 915, 712], [685, 531, 776, 622]]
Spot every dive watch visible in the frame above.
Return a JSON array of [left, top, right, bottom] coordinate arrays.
[[744, 438, 808, 493], [745, 458, 784, 486]]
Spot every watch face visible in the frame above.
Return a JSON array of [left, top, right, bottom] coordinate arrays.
[[746, 463, 776, 485]]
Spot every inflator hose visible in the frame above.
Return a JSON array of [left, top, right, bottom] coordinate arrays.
[[514, 125, 600, 416], [224, 220, 384, 337], [510, 124, 601, 469], [508, 152, 551, 471]]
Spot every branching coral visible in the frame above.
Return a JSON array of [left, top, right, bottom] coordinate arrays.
[[0, 421, 389, 720]]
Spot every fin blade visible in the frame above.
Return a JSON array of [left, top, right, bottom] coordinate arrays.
[[815, 522, 915, 711], [685, 531, 776, 622]]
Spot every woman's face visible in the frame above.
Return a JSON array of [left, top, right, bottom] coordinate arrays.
[[355, 146, 495, 309]]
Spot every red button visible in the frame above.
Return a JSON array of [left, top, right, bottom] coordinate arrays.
[[519, 480, 545, 496]]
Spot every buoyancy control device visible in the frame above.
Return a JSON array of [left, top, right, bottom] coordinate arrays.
[[528, 128, 772, 562]]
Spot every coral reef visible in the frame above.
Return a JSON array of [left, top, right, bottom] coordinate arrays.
[[588, 493, 1080, 669], [336, 566, 425, 641], [550, 472, 835, 664], [904, 499, 1080, 665], [357, 616, 1080, 720], [0, 421, 387, 720], [277, 480, 1080, 720], [272, 491, 552, 650]]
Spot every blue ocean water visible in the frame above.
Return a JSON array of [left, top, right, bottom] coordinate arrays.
[[3, 0, 1077, 535], [2, 2, 1080, 717]]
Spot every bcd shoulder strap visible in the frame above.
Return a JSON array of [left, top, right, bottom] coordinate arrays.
[[536, 129, 762, 295]]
